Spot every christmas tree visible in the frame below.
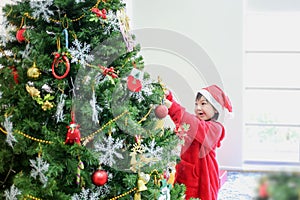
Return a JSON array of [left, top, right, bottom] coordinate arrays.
[[0, 0, 185, 199], [255, 172, 300, 200]]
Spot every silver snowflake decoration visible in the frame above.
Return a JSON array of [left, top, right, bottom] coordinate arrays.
[[71, 188, 99, 200], [94, 182, 111, 197], [69, 39, 94, 67], [19, 43, 32, 60], [29, 156, 49, 187], [3, 116, 17, 148], [0, 20, 16, 47], [94, 135, 124, 167], [144, 139, 163, 165], [4, 184, 21, 200], [29, 0, 54, 23], [102, 10, 120, 35], [0, 50, 13, 58]]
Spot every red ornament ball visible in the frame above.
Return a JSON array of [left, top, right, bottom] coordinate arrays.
[[16, 28, 26, 43], [92, 170, 108, 186], [155, 105, 168, 119]]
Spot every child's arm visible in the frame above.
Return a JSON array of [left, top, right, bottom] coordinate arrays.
[[165, 91, 224, 150], [164, 90, 184, 125]]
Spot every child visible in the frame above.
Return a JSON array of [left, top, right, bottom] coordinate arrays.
[[164, 84, 232, 200]]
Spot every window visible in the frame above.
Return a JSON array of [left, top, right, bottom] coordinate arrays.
[[244, 1, 300, 167]]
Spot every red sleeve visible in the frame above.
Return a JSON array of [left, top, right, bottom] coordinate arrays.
[[168, 101, 184, 126], [168, 100, 225, 154]]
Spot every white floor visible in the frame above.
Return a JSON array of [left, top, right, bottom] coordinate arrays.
[[218, 171, 263, 200]]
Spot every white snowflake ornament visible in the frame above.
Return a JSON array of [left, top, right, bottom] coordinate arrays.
[[3, 116, 17, 148], [71, 188, 99, 200], [94, 135, 124, 167], [0, 21, 17, 47], [144, 139, 163, 165], [29, 156, 49, 187], [103, 10, 119, 35], [29, 0, 54, 23], [69, 39, 94, 67], [4, 184, 21, 200]]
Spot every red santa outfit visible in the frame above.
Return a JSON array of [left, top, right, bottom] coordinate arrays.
[[166, 85, 232, 200]]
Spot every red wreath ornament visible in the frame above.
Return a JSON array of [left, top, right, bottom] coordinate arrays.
[[51, 53, 70, 80]]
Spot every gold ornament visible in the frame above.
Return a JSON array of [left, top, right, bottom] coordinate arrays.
[[26, 84, 41, 98], [27, 62, 41, 79], [137, 172, 150, 192], [42, 100, 54, 111], [134, 172, 150, 200]]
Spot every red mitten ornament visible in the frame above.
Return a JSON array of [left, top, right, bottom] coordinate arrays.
[[127, 68, 143, 92], [16, 28, 26, 43], [155, 104, 168, 119], [92, 169, 108, 186]]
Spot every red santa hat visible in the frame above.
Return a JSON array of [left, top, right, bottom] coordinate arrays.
[[197, 85, 232, 114]]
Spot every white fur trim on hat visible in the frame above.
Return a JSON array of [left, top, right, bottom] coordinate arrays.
[[197, 89, 223, 114]]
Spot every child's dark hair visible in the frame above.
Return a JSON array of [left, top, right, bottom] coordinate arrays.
[[196, 92, 219, 121]]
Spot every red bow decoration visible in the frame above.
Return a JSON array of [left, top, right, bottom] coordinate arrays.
[[99, 65, 118, 78], [91, 8, 107, 19]]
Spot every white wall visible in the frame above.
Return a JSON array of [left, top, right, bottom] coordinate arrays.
[[131, 0, 244, 169]]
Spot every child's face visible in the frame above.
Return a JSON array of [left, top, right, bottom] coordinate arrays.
[[194, 96, 217, 121]]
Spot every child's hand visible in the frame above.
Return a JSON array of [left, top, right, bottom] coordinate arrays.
[[164, 99, 172, 109], [164, 90, 173, 101]]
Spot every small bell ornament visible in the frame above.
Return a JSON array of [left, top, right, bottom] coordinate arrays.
[[137, 172, 150, 192]]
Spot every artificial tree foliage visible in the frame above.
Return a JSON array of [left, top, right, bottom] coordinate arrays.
[[255, 172, 300, 200], [0, 0, 185, 199]]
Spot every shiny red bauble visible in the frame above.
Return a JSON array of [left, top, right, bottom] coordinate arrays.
[[154, 104, 168, 119], [16, 28, 26, 43], [91, 170, 108, 186]]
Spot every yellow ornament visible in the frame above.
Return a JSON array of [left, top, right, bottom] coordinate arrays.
[[26, 84, 41, 98], [137, 172, 150, 192], [42, 100, 54, 111], [27, 62, 41, 79], [156, 119, 164, 130]]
